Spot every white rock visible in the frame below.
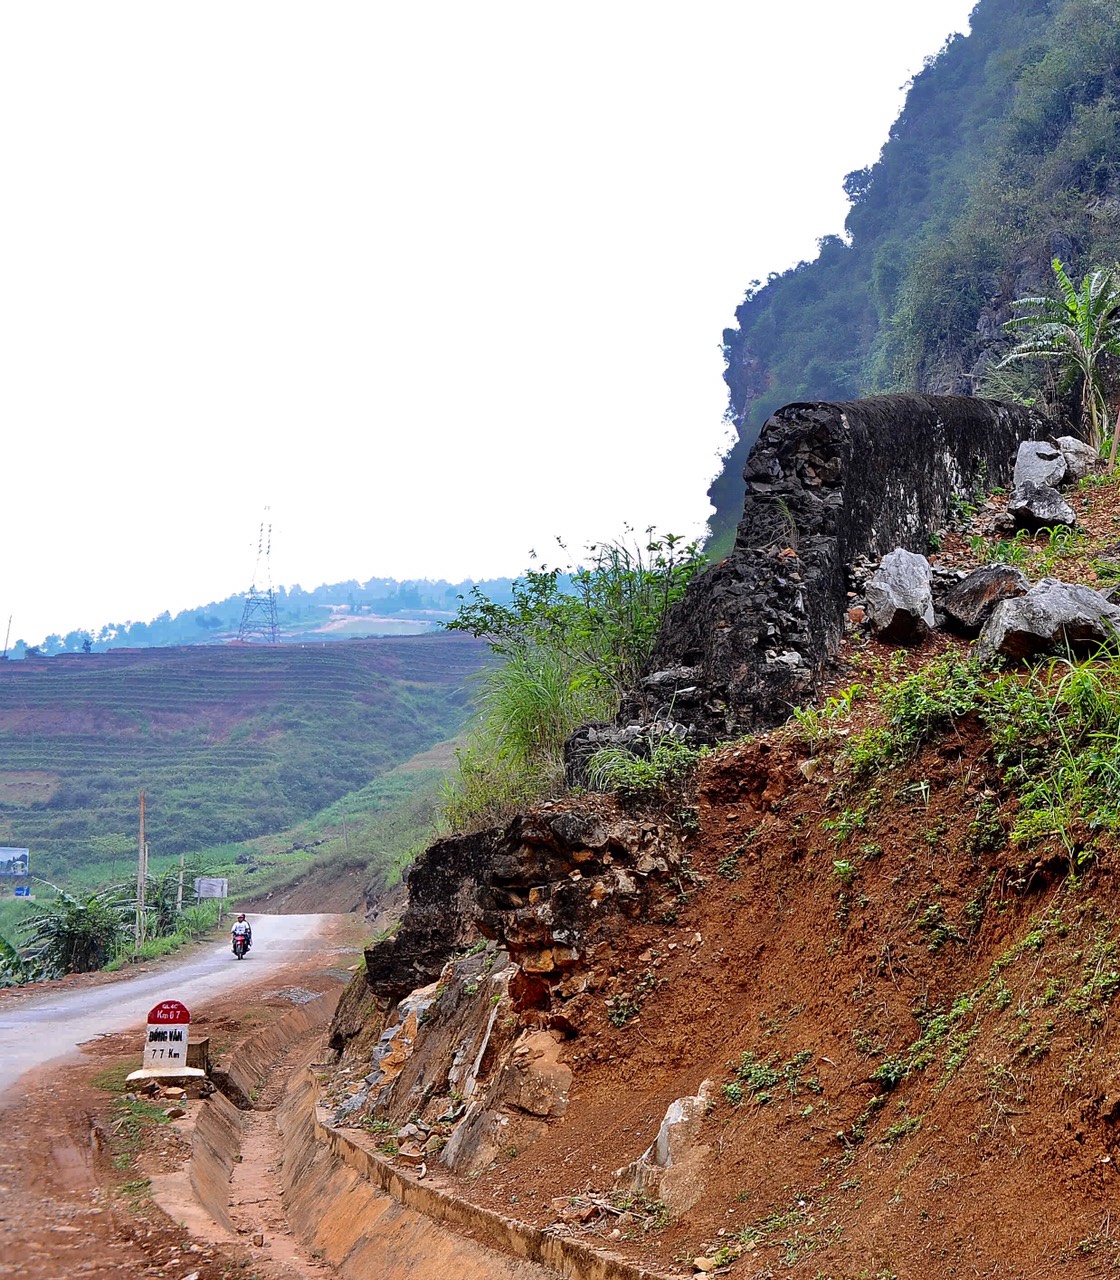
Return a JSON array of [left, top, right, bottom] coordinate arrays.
[[865, 548, 935, 643], [1014, 440, 1067, 489], [1056, 435, 1100, 483]]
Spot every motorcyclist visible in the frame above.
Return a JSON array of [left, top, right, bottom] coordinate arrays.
[[231, 913, 252, 952]]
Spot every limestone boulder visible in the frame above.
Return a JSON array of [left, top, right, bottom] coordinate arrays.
[[1056, 435, 1100, 483], [440, 1030, 572, 1175], [1007, 481, 1076, 532], [625, 395, 1047, 740], [979, 578, 1120, 661], [941, 565, 1030, 635], [865, 548, 936, 642], [612, 1081, 716, 1218], [1013, 440, 1067, 489]]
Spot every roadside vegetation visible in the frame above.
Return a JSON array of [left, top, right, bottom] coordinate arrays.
[[0, 876, 222, 986], [803, 643, 1120, 870], [0, 736, 456, 985], [442, 530, 704, 830]]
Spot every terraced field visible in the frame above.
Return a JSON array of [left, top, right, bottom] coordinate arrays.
[[0, 635, 487, 880]]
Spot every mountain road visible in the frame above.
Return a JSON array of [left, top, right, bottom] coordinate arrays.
[[0, 912, 340, 1094]]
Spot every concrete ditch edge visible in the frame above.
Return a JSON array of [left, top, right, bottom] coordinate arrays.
[[177, 994, 335, 1236], [276, 1068, 677, 1280]]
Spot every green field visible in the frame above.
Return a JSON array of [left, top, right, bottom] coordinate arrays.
[[0, 635, 487, 884]]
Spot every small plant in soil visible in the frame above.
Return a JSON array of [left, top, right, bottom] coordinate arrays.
[[606, 969, 658, 1027], [608, 1189, 669, 1232], [726, 1049, 821, 1105], [822, 803, 870, 844], [916, 902, 963, 952], [359, 1116, 396, 1134], [117, 1178, 152, 1208], [851, 1028, 883, 1057], [716, 850, 741, 879], [880, 1115, 921, 1146], [676, 805, 700, 833], [832, 859, 857, 887]]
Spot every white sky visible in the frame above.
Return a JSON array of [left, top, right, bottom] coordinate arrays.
[[1, 1, 977, 644]]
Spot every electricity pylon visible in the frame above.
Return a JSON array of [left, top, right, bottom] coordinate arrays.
[[237, 516, 279, 644]]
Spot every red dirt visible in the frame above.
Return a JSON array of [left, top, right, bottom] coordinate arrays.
[[445, 644, 1120, 1275]]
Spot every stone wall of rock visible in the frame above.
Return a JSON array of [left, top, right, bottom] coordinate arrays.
[[629, 394, 1048, 740], [362, 830, 496, 1002], [361, 801, 682, 1011]]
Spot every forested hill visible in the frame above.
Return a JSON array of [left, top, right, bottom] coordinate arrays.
[[710, 0, 1120, 547]]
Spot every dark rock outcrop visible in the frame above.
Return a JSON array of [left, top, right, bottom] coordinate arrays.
[[363, 830, 495, 1000], [363, 802, 681, 1007], [631, 394, 1047, 739], [1007, 481, 1077, 531]]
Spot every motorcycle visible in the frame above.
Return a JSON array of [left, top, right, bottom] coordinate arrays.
[[232, 932, 251, 959]]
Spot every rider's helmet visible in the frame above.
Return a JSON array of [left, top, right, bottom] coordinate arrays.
[[238, 913, 246, 921]]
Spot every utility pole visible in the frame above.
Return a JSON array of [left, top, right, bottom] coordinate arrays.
[[136, 791, 148, 941], [176, 852, 185, 913]]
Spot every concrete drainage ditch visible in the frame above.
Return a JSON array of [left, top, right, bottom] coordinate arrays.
[[156, 993, 672, 1280]]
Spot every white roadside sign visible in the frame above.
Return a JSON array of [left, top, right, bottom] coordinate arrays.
[[193, 877, 228, 900], [142, 999, 191, 1069]]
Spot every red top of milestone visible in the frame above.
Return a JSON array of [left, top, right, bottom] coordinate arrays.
[[147, 1000, 190, 1025]]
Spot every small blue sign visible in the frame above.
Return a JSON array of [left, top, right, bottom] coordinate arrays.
[[14, 885, 30, 897]]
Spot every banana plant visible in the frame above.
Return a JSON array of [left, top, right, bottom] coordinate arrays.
[[1000, 258, 1120, 463]]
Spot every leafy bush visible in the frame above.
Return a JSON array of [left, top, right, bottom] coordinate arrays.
[[21, 883, 132, 975], [443, 531, 704, 828], [586, 736, 704, 802], [999, 258, 1120, 456]]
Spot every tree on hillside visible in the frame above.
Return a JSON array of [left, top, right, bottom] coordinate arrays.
[[999, 258, 1120, 460], [444, 530, 705, 829]]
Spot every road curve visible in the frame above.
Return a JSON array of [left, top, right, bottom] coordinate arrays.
[[0, 913, 334, 1095]]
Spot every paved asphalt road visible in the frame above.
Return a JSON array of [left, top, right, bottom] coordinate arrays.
[[0, 913, 332, 1094]]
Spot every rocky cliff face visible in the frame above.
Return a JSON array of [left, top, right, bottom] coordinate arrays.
[[628, 394, 1047, 741], [361, 799, 688, 1021], [332, 797, 696, 1183]]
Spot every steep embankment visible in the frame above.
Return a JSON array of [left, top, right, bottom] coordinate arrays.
[[0, 634, 486, 878], [711, 0, 1120, 545], [331, 637, 1120, 1273], [322, 413, 1120, 1276]]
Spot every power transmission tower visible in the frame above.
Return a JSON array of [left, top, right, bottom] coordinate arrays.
[[237, 516, 279, 643]]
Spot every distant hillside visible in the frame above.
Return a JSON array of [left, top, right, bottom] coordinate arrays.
[[711, 0, 1120, 547], [0, 634, 488, 881], [10, 574, 518, 656]]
